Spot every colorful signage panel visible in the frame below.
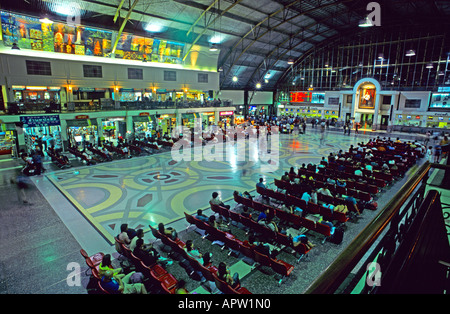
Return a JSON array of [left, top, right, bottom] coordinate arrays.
[[1, 11, 185, 65]]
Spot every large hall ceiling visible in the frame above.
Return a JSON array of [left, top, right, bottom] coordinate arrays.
[[1, 0, 450, 91]]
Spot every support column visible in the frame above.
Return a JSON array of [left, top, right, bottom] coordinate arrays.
[[372, 93, 381, 131]]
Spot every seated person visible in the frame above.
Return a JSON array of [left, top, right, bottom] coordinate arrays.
[[217, 262, 240, 288], [257, 209, 270, 222], [174, 280, 189, 294], [318, 218, 335, 235], [259, 216, 278, 233], [98, 254, 122, 277], [345, 196, 361, 215], [117, 223, 136, 247], [333, 202, 349, 214], [240, 206, 252, 218], [208, 215, 230, 232], [210, 192, 231, 209], [158, 222, 178, 240], [101, 270, 147, 294], [292, 234, 315, 250], [336, 178, 346, 187], [317, 187, 333, 198], [185, 239, 204, 264], [280, 204, 293, 214], [281, 172, 290, 182], [133, 238, 171, 267], [301, 191, 311, 203], [195, 209, 209, 222], [256, 178, 266, 189]]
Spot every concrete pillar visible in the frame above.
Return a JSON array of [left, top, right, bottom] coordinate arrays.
[[372, 93, 382, 131]]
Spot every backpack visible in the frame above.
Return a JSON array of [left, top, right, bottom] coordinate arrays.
[[328, 225, 344, 244], [367, 201, 378, 210]]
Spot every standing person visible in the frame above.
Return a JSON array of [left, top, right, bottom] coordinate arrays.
[[11, 169, 29, 204], [343, 123, 347, 135], [434, 145, 442, 163], [302, 122, 306, 135], [355, 122, 359, 134], [426, 146, 433, 162]]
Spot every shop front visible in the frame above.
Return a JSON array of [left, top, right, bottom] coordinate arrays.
[[394, 114, 423, 128], [0, 122, 18, 157], [219, 111, 234, 127], [426, 113, 450, 129], [73, 87, 107, 102], [284, 106, 323, 119], [119, 88, 143, 102], [66, 116, 99, 148], [201, 112, 215, 126], [157, 114, 176, 135], [102, 117, 126, 143], [133, 113, 156, 138], [12, 85, 61, 113], [13, 85, 61, 104], [19, 114, 62, 154], [181, 113, 199, 128]]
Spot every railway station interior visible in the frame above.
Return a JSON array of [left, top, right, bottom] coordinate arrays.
[[0, 0, 449, 297]]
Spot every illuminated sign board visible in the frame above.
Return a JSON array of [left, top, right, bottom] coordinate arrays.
[[290, 92, 312, 103]]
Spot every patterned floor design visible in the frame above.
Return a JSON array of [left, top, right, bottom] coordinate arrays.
[[46, 131, 366, 244]]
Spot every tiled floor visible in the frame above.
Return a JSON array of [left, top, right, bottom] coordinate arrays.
[[0, 127, 445, 294]]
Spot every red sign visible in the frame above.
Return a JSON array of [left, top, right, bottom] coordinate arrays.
[[75, 115, 89, 119], [290, 92, 312, 103], [139, 112, 150, 116]]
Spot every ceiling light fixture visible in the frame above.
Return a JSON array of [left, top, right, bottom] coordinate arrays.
[[426, 63, 433, 69], [39, 17, 53, 24], [209, 43, 218, 51], [287, 58, 294, 65], [232, 76, 238, 82], [405, 49, 416, 57], [256, 82, 262, 89], [358, 17, 373, 27]]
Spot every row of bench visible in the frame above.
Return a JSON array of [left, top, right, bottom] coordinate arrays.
[[184, 211, 299, 286]]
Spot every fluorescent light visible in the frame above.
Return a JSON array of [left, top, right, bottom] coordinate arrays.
[[209, 43, 218, 51], [39, 17, 53, 24], [287, 58, 294, 65], [358, 17, 373, 27], [145, 23, 165, 33], [209, 34, 224, 44], [406, 49, 416, 57], [426, 63, 433, 69]]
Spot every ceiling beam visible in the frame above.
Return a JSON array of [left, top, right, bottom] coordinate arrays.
[[113, 0, 126, 23], [220, 0, 350, 89], [111, 0, 139, 55], [186, 0, 220, 36], [182, 0, 244, 62]]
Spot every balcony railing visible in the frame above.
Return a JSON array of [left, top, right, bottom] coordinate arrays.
[[3, 99, 233, 115]]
